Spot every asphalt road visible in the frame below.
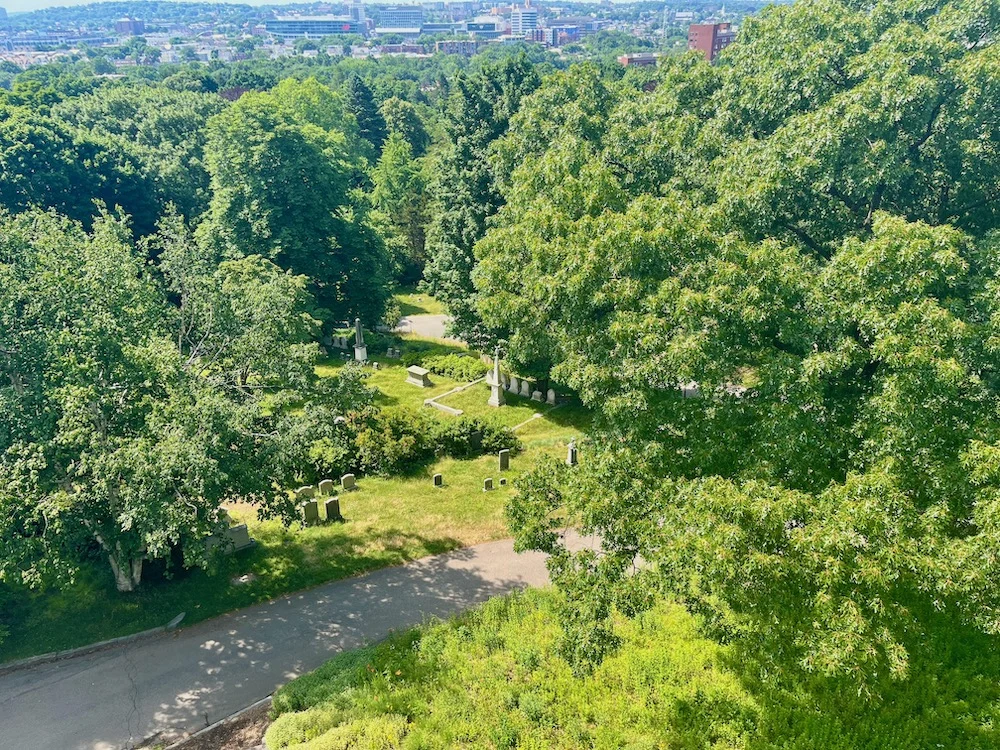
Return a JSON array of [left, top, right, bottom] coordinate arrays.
[[0, 535, 591, 750]]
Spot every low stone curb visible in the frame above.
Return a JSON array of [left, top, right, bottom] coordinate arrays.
[[0, 612, 185, 677], [422, 376, 486, 416], [159, 694, 273, 750]]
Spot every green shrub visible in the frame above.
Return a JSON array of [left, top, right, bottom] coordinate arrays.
[[430, 416, 519, 459], [421, 353, 489, 382]]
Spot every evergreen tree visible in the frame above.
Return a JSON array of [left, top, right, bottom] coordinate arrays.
[[346, 74, 387, 156]]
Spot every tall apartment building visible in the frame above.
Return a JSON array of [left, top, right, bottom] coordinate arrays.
[[510, 4, 538, 36], [115, 17, 146, 35], [687, 22, 736, 62]]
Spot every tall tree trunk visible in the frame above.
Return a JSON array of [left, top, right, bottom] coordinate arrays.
[[108, 551, 144, 592]]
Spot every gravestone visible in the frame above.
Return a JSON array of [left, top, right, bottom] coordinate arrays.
[[341, 473, 357, 491], [483, 478, 494, 492], [546, 388, 556, 405], [508, 376, 520, 394], [296, 485, 315, 499], [353, 318, 368, 362], [323, 497, 342, 522], [301, 499, 319, 524], [531, 390, 543, 402], [227, 524, 254, 551], [318, 479, 335, 496], [433, 473, 443, 487], [371, 361, 380, 370], [519, 380, 531, 398], [499, 449, 510, 471], [500, 478, 507, 486], [487, 346, 505, 407], [566, 438, 578, 467], [406, 365, 432, 387]]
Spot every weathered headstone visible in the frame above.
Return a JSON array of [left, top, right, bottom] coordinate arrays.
[[483, 478, 494, 491], [323, 497, 342, 522], [546, 388, 557, 405], [301, 499, 319, 524], [227, 524, 254, 551], [499, 449, 510, 471], [508, 376, 520, 394], [341, 473, 357, 491], [531, 390, 543, 402], [371, 361, 380, 370], [406, 365, 432, 387], [487, 346, 505, 408], [318, 479, 335, 496], [499, 478, 507, 486], [353, 318, 368, 362], [520, 380, 531, 398], [296, 485, 316, 499], [566, 438, 578, 467], [433, 473, 443, 487]]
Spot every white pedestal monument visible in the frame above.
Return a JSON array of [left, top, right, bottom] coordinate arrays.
[[353, 317, 368, 362], [487, 346, 505, 408]]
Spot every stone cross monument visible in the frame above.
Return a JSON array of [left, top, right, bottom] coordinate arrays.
[[353, 317, 368, 362], [487, 345, 505, 407]]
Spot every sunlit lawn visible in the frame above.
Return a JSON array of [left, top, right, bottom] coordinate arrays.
[[0, 350, 592, 664], [395, 287, 446, 316]]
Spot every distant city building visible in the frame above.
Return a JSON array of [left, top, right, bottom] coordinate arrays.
[[0, 7, 7, 20], [687, 22, 736, 61], [510, 3, 538, 36], [464, 20, 501, 38], [674, 11, 695, 23], [376, 5, 424, 35], [435, 39, 481, 55], [265, 16, 364, 37], [618, 51, 658, 67], [545, 25, 580, 46], [422, 21, 456, 33], [114, 17, 146, 35]]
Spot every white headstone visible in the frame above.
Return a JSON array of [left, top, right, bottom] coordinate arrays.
[[546, 388, 556, 405], [341, 473, 357, 491]]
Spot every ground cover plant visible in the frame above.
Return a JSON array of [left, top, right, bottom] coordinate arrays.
[[266, 588, 1000, 749]]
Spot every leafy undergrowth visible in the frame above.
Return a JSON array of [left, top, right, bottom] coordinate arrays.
[[267, 589, 1000, 750], [267, 588, 756, 750]]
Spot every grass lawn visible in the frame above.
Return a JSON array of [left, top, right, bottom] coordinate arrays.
[[395, 288, 446, 316], [0, 355, 591, 664]]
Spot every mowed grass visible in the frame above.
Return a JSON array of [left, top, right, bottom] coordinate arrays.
[[395, 288, 446, 316], [0, 355, 591, 664]]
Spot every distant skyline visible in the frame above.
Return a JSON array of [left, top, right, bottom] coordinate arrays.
[[3, 0, 421, 14]]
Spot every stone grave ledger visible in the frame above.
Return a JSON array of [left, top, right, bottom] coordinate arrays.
[[406, 365, 432, 388], [323, 497, 342, 522]]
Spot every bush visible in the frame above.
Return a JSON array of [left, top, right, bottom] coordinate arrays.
[[421, 353, 489, 382], [431, 416, 519, 459]]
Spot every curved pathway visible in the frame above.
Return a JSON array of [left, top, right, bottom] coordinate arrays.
[[0, 534, 593, 750]]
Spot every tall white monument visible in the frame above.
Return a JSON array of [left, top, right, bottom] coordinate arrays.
[[487, 346, 505, 407], [353, 318, 368, 362]]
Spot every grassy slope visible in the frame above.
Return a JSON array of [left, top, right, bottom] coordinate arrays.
[[0, 360, 590, 663], [267, 588, 1000, 750]]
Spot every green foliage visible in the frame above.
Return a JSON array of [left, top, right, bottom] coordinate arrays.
[[421, 353, 489, 382], [370, 132, 429, 285], [471, 0, 1000, 692], [379, 96, 430, 156], [346, 74, 387, 157], [200, 77, 392, 325]]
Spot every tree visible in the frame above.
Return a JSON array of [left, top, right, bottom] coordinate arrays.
[[422, 54, 541, 347], [379, 96, 430, 156], [345, 74, 386, 156], [0, 210, 300, 592], [200, 77, 392, 326], [474, 0, 1000, 687], [370, 132, 429, 284]]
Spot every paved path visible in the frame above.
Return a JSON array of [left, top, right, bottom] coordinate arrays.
[[392, 314, 455, 341], [0, 534, 592, 750]]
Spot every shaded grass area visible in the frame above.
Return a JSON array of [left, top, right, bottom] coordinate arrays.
[[395, 288, 446, 316], [267, 588, 1000, 750]]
